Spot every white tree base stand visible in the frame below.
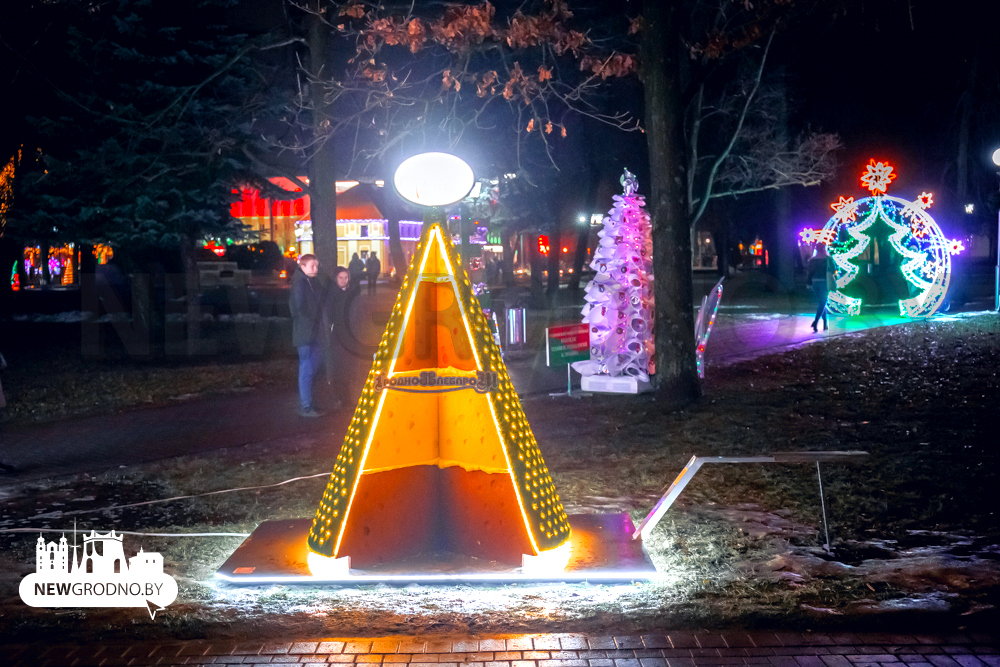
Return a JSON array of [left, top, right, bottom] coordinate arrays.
[[581, 375, 653, 394]]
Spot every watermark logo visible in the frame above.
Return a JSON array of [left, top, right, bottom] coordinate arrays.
[[19, 530, 178, 619], [373, 369, 499, 394]]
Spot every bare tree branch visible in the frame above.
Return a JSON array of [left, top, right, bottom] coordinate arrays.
[[689, 27, 775, 228]]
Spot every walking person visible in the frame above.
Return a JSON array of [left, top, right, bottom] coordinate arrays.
[[348, 253, 365, 292], [0, 351, 16, 473], [365, 251, 381, 294], [808, 243, 833, 332], [325, 266, 352, 410], [289, 254, 330, 417]]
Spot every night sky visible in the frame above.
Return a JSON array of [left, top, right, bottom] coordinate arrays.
[[1, 0, 997, 240]]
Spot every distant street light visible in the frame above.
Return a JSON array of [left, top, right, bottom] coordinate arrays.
[[965, 203, 975, 214], [578, 215, 587, 224], [993, 148, 1000, 311]]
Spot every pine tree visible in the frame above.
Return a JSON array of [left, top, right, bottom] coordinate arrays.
[[6, 0, 261, 268]]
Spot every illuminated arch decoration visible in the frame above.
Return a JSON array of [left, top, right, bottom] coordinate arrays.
[[307, 221, 571, 574], [800, 160, 964, 318]]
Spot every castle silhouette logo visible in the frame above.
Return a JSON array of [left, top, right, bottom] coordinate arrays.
[[19, 529, 178, 619]]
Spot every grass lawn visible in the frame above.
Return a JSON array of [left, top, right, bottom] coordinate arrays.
[[0, 314, 998, 642], [0, 346, 295, 427]]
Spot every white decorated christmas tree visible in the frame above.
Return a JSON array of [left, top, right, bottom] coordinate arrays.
[[572, 169, 655, 382]]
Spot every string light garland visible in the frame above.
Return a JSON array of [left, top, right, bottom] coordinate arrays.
[[307, 221, 570, 564], [695, 278, 724, 379], [801, 159, 964, 318]]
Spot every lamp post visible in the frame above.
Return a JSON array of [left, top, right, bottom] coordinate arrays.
[[993, 148, 1000, 311]]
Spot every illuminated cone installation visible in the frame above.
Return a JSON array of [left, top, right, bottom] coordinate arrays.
[[308, 222, 571, 572]]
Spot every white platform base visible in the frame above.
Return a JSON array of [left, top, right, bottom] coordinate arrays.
[[581, 375, 652, 394]]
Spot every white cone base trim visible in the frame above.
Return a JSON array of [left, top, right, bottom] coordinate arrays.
[[307, 552, 351, 577], [581, 375, 652, 394], [521, 541, 572, 576]]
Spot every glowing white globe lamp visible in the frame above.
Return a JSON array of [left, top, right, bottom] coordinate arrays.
[[992, 148, 1000, 167], [393, 152, 475, 207]]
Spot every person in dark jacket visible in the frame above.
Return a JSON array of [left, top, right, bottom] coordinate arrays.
[[289, 254, 330, 417], [324, 266, 352, 408], [348, 253, 365, 292], [365, 252, 381, 294], [807, 244, 833, 332]]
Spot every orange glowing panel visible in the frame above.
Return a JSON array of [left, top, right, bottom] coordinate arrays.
[[308, 223, 571, 568]]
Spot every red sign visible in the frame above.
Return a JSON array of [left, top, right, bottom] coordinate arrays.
[[545, 323, 589, 366], [537, 234, 550, 255]]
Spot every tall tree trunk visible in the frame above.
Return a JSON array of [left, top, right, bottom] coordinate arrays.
[[957, 55, 978, 204], [529, 233, 547, 309], [641, 0, 700, 404], [307, 2, 338, 276], [41, 243, 51, 286], [569, 222, 589, 291], [546, 216, 562, 303], [501, 226, 516, 287], [386, 217, 406, 282], [568, 172, 597, 292], [771, 77, 795, 290]]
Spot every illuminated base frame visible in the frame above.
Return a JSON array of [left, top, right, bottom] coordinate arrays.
[[216, 513, 657, 585], [581, 375, 653, 395]]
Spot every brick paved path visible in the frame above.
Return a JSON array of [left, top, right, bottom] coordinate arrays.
[[6, 632, 998, 667]]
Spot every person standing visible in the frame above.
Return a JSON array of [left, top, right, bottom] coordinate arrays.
[[365, 251, 381, 294], [348, 253, 365, 292], [289, 254, 330, 417], [325, 267, 352, 409], [808, 244, 833, 332]]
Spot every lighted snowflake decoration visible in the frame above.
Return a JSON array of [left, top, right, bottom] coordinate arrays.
[[800, 228, 837, 244], [830, 196, 858, 222], [947, 239, 965, 255], [860, 159, 896, 195], [917, 192, 933, 209]]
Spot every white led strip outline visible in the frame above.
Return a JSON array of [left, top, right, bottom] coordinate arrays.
[[332, 390, 388, 557], [215, 569, 658, 584], [436, 228, 544, 555], [330, 224, 540, 558], [387, 226, 439, 377]]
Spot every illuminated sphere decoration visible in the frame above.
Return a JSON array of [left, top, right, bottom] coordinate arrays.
[[393, 152, 475, 207], [992, 148, 1000, 167], [801, 159, 965, 318]]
